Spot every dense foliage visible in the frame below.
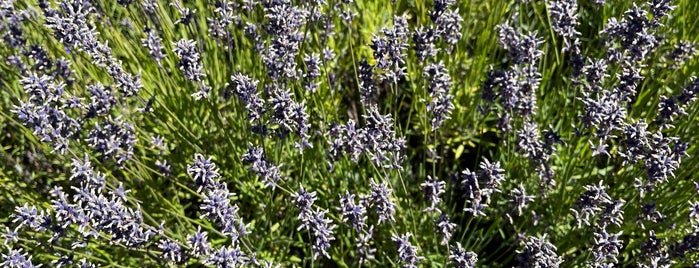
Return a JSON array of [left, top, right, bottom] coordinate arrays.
[[1, 0, 699, 267]]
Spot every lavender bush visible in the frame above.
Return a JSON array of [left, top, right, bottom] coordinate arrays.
[[1, 0, 699, 267]]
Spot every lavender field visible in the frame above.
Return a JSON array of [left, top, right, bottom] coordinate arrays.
[[1, 0, 699, 267]]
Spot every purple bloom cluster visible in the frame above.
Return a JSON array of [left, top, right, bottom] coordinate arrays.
[[43, 0, 142, 96], [412, 26, 438, 61], [507, 184, 535, 219], [368, 178, 397, 224], [172, 39, 210, 99], [516, 122, 560, 191], [269, 88, 312, 152], [186, 227, 212, 258], [85, 82, 116, 118], [571, 181, 625, 229], [86, 117, 137, 164], [355, 226, 376, 265], [457, 159, 505, 217], [655, 77, 699, 129], [338, 191, 367, 230], [207, 1, 239, 43], [435, 213, 456, 246], [392, 232, 423, 268], [325, 106, 406, 170], [370, 14, 409, 83], [516, 235, 563, 268], [449, 242, 478, 268], [423, 62, 455, 131], [242, 145, 284, 189], [411, 0, 463, 59], [432, 2, 463, 48], [420, 175, 446, 212], [171, 0, 195, 25], [230, 73, 265, 122], [1, 248, 42, 268], [548, 0, 580, 52], [668, 41, 697, 68], [7, 156, 157, 262], [187, 154, 248, 241], [291, 186, 336, 260], [158, 239, 189, 264], [303, 53, 322, 92], [483, 23, 543, 135], [570, 181, 626, 266], [260, 0, 308, 81], [141, 27, 166, 66], [600, 3, 668, 63], [0, 2, 27, 49], [11, 73, 81, 154], [358, 59, 377, 103]]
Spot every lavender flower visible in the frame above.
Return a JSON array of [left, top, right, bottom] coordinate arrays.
[[242, 145, 283, 189], [206, 245, 248, 267], [187, 154, 221, 193], [358, 60, 377, 104], [413, 26, 438, 61], [392, 232, 423, 268], [269, 88, 312, 152], [421, 175, 445, 212], [591, 228, 624, 265], [449, 242, 478, 268], [186, 227, 212, 257], [307, 209, 337, 259], [158, 239, 188, 264], [142, 0, 157, 14], [497, 24, 544, 65], [571, 181, 612, 228], [435, 214, 456, 245], [669, 41, 697, 68], [44, 0, 142, 96], [70, 174, 156, 247], [356, 226, 376, 265], [260, 1, 307, 80], [172, 39, 205, 83], [0, 3, 27, 49], [457, 169, 484, 216], [155, 159, 171, 177], [368, 178, 396, 224], [11, 204, 49, 232], [361, 105, 406, 169], [142, 27, 166, 66], [423, 62, 455, 130], [1, 248, 42, 268], [433, 9, 463, 48], [292, 186, 335, 259], [171, 0, 195, 25], [338, 191, 367, 229], [509, 184, 535, 216], [548, 0, 580, 52], [200, 188, 245, 239], [11, 73, 81, 154], [516, 234, 563, 268], [370, 14, 409, 83], [86, 117, 137, 164], [303, 53, 321, 92], [655, 77, 699, 129], [2, 227, 18, 245], [187, 154, 247, 241], [230, 73, 265, 122], [86, 82, 116, 117], [207, 1, 238, 42], [292, 184, 317, 219]]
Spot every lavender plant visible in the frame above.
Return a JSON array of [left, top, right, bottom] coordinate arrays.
[[1, 0, 699, 267]]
